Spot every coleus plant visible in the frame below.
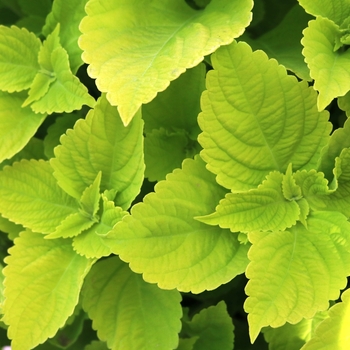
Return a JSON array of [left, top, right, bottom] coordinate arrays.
[[0, 0, 349, 349]]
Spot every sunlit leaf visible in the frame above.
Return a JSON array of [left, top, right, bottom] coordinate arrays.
[[199, 40, 331, 191], [3, 230, 93, 349], [82, 256, 182, 350], [79, 0, 253, 124], [107, 157, 249, 293]]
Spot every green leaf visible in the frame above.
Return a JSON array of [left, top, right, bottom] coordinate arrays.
[[44, 113, 81, 159], [79, 0, 253, 124], [82, 256, 182, 350], [0, 25, 41, 92], [301, 289, 350, 350], [42, 0, 88, 72], [2, 230, 94, 349], [198, 40, 331, 192], [182, 301, 234, 350], [298, 0, 350, 25], [145, 128, 200, 181], [80, 171, 102, 218], [73, 196, 127, 258], [302, 17, 350, 110], [51, 94, 144, 209], [0, 91, 46, 164], [263, 310, 328, 350], [24, 25, 95, 114], [85, 341, 109, 350], [338, 91, 350, 116], [282, 164, 302, 200], [0, 160, 78, 233], [0, 216, 23, 240], [243, 5, 312, 80], [107, 157, 250, 293], [197, 171, 300, 233], [244, 211, 350, 342]]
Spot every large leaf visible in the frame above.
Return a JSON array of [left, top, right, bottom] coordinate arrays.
[[181, 301, 234, 350], [82, 256, 182, 350], [197, 171, 301, 233], [0, 160, 78, 233], [2, 230, 93, 349], [79, 0, 253, 124], [51, 94, 144, 209], [298, 0, 350, 25], [243, 5, 312, 80], [42, 0, 88, 72], [0, 91, 46, 164], [302, 17, 350, 110], [198, 40, 331, 192], [107, 157, 250, 293], [0, 25, 41, 92], [301, 289, 350, 350], [244, 211, 350, 342]]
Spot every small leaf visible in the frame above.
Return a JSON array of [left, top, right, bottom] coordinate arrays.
[[0, 160, 78, 233], [198, 40, 331, 192], [107, 157, 250, 293], [73, 196, 127, 258], [0, 25, 41, 92], [244, 211, 350, 342], [80, 171, 102, 217], [51, 94, 144, 209], [182, 301, 234, 350], [82, 256, 182, 350], [79, 0, 253, 124], [301, 288, 350, 350], [85, 341, 109, 350], [197, 171, 300, 233], [282, 164, 302, 201], [0, 91, 46, 164], [43, 0, 89, 72], [302, 17, 350, 110], [2, 230, 94, 349]]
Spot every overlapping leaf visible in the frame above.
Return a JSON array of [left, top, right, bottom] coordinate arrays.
[[73, 196, 127, 258], [197, 171, 301, 232], [198, 41, 331, 192], [51, 94, 144, 209], [82, 256, 182, 350], [2, 230, 93, 349], [298, 0, 350, 25], [79, 0, 253, 124], [0, 91, 46, 163], [244, 5, 311, 80], [0, 25, 41, 92], [43, 0, 88, 72], [245, 211, 350, 342], [301, 289, 350, 350], [107, 157, 250, 293], [302, 17, 350, 110], [181, 301, 234, 350], [0, 160, 78, 233]]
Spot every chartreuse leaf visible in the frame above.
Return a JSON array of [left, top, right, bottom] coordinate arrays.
[[243, 5, 312, 80], [2, 230, 94, 349], [73, 195, 127, 258], [0, 91, 46, 163], [80, 171, 102, 217], [85, 341, 109, 350], [43, 0, 88, 73], [106, 157, 250, 293], [198, 41, 331, 192], [79, 0, 253, 124], [338, 91, 350, 116], [302, 17, 350, 110], [298, 0, 350, 25], [24, 25, 95, 114], [143, 64, 205, 181], [301, 288, 350, 350], [197, 171, 300, 233], [82, 256, 182, 350], [263, 310, 328, 350], [181, 301, 234, 350], [0, 160, 78, 233], [0, 25, 41, 92], [245, 211, 350, 342], [51, 94, 144, 209], [0, 216, 23, 241]]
